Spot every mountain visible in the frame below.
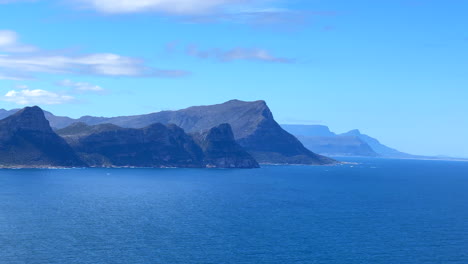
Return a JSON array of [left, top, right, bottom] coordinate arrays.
[[0, 109, 18, 120], [46, 100, 336, 165], [282, 124, 379, 157], [282, 125, 418, 158], [0, 107, 84, 167], [57, 122, 259, 168], [340, 129, 411, 158]]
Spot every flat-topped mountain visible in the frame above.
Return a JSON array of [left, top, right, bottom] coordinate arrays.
[[12, 100, 335, 165], [0, 107, 84, 167], [281, 125, 336, 137]]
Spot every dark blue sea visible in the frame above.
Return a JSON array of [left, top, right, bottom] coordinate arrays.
[[0, 158, 467, 264]]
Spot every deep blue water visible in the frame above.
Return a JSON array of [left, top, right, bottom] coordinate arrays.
[[0, 158, 467, 264]]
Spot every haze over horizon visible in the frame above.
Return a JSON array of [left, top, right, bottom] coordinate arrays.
[[0, 0, 467, 158]]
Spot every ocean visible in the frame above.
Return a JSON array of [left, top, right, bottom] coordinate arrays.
[[0, 158, 467, 264]]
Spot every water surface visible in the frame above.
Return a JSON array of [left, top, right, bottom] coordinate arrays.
[[1, 158, 467, 264]]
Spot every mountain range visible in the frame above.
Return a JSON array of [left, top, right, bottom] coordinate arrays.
[[0, 100, 338, 168], [281, 124, 413, 158]]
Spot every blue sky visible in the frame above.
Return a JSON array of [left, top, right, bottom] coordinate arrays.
[[0, 0, 467, 158]]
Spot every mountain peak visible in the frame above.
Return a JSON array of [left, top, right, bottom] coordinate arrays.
[[1, 106, 52, 133], [0, 106, 84, 167], [225, 99, 266, 105], [205, 123, 235, 141], [15, 105, 43, 115], [346, 129, 362, 136]]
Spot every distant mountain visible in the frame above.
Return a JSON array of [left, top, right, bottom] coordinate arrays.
[[295, 135, 379, 157], [281, 125, 336, 137], [0, 109, 18, 120], [58, 122, 259, 168], [282, 124, 379, 157], [0, 107, 84, 167], [339, 129, 411, 158], [282, 124, 412, 158], [3, 100, 334, 165]]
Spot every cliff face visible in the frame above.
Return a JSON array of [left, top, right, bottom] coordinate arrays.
[[193, 124, 259, 168], [0, 107, 84, 167]]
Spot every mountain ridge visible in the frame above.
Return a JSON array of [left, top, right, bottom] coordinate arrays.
[[0, 106, 263, 168], [282, 124, 412, 158]]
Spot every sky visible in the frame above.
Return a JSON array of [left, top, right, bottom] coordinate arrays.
[[0, 0, 467, 158]]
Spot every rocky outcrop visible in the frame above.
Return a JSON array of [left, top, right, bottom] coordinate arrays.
[[193, 124, 259, 168]]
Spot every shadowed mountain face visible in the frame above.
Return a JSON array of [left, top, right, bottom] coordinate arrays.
[[43, 100, 336, 165], [57, 122, 259, 168], [63, 123, 206, 168], [0, 107, 84, 167]]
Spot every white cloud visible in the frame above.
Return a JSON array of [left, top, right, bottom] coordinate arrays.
[[0, 30, 37, 53], [0, 30, 189, 79], [0, 53, 188, 78], [75, 0, 250, 14], [1, 1, 314, 27], [4, 89, 74, 105], [58, 79, 105, 93], [187, 45, 294, 63]]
